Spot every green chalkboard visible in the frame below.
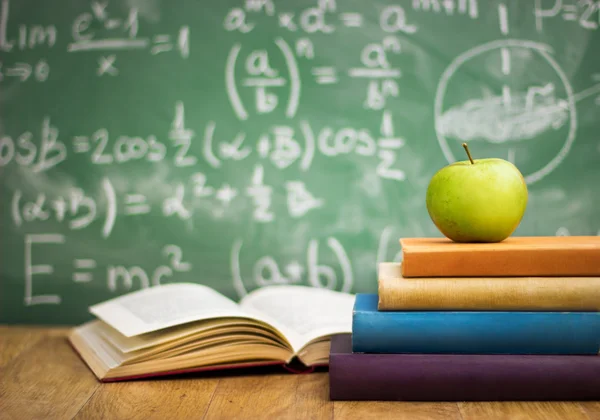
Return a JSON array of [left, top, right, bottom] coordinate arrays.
[[1, 0, 599, 325]]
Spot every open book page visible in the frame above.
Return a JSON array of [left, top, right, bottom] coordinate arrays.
[[98, 318, 282, 354], [239, 285, 356, 353], [89, 283, 250, 337]]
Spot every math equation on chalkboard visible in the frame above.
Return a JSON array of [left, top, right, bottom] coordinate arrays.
[[1, 0, 599, 323]]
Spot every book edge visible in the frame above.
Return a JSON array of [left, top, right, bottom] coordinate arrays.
[[67, 324, 329, 382]]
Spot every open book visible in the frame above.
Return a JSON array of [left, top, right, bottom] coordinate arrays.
[[68, 283, 356, 381]]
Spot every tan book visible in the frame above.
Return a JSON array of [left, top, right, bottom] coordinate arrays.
[[378, 262, 600, 311], [400, 236, 600, 278], [68, 283, 355, 382]]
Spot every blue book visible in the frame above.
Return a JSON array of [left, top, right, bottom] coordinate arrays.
[[352, 294, 600, 355]]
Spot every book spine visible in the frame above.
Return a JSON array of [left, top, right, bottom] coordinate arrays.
[[377, 275, 600, 311], [329, 352, 600, 401], [401, 246, 600, 277], [352, 308, 600, 355]]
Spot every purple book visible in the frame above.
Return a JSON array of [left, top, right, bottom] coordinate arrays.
[[329, 334, 600, 401]]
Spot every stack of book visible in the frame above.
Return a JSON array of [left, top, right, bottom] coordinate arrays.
[[329, 236, 600, 401]]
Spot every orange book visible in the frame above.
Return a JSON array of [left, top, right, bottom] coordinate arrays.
[[400, 236, 600, 278]]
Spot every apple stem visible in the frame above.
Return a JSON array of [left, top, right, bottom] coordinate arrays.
[[462, 143, 475, 164]]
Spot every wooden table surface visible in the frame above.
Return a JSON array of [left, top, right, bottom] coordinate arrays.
[[1, 326, 599, 420]]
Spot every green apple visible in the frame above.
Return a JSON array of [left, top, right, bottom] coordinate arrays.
[[426, 143, 528, 243]]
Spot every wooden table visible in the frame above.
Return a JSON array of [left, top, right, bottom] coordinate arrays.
[[1, 326, 599, 420]]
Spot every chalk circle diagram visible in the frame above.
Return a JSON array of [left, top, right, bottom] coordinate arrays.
[[434, 40, 577, 185]]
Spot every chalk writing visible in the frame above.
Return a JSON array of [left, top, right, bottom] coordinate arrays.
[[535, 0, 600, 32], [376, 110, 406, 181], [66, 3, 188, 76], [0, 59, 49, 82], [163, 184, 191, 221], [231, 236, 353, 298], [224, 8, 255, 33], [3, 0, 598, 321], [190, 173, 215, 198], [97, 55, 117, 76], [340, 12, 363, 28], [198, 119, 404, 180], [73, 258, 96, 283], [246, 164, 274, 222], [12, 182, 111, 235], [215, 184, 238, 206], [311, 66, 337, 84], [73, 128, 166, 165], [0, 118, 66, 172], [170, 102, 197, 167], [24, 235, 193, 304], [245, 0, 276, 16], [124, 194, 150, 215], [349, 37, 403, 109], [380, 5, 418, 34], [412, 0, 479, 18], [226, 38, 300, 119], [106, 244, 190, 291], [434, 40, 578, 184], [286, 181, 324, 218], [0, 0, 57, 52], [24, 234, 65, 305]]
